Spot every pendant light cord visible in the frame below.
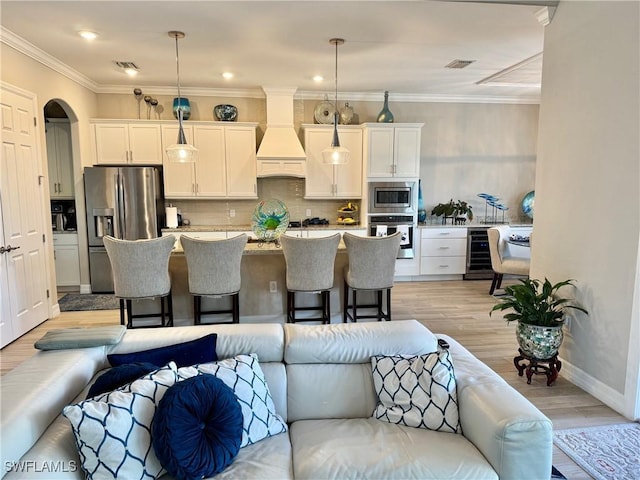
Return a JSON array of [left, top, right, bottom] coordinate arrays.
[[175, 35, 181, 102]]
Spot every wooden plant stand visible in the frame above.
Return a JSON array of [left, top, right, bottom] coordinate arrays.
[[513, 348, 562, 386]]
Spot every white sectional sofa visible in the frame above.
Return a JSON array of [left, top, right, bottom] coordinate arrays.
[[1, 320, 553, 479]]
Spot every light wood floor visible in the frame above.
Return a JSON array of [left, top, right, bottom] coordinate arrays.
[[0, 280, 628, 479]]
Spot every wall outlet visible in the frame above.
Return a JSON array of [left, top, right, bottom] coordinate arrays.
[[229, 209, 236, 218], [306, 208, 312, 217], [269, 280, 277, 293]]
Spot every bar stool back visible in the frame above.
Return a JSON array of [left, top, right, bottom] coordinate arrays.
[[280, 233, 340, 324], [181, 233, 248, 324], [342, 231, 401, 323], [103, 235, 175, 329]]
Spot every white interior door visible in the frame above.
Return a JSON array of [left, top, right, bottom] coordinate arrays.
[[0, 83, 49, 348]]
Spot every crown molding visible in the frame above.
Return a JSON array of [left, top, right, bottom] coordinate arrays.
[[95, 84, 266, 98], [1, 26, 99, 92], [295, 90, 540, 105], [535, 6, 556, 26], [1, 26, 540, 105]]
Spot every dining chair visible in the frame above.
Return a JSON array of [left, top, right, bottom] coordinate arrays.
[[280, 233, 340, 324], [487, 226, 530, 295], [342, 231, 402, 322], [180, 233, 248, 324], [103, 235, 175, 329]]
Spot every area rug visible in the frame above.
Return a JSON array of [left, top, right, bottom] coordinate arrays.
[[553, 423, 640, 480], [58, 294, 120, 312]]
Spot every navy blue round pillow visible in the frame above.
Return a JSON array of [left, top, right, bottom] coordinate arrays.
[[152, 374, 243, 480], [86, 362, 157, 399]]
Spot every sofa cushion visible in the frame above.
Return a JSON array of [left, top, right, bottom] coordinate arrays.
[[284, 320, 438, 364], [152, 375, 243, 479], [107, 333, 217, 368], [86, 362, 157, 399], [107, 324, 284, 363], [62, 362, 179, 480], [290, 418, 498, 480], [34, 325, 126, 350], [178, 354, 288, 448], [371, 350, 460, 433]]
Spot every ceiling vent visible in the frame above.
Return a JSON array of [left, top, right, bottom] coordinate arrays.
[[114, 61, 139, 70], [445, 59, 475, 69]]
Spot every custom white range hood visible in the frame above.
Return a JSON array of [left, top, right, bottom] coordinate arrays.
[[256, 87, 307, 178]]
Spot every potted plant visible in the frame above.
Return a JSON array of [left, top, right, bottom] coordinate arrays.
[[490, 278, 588, 359], [431, 199, 474, 224]]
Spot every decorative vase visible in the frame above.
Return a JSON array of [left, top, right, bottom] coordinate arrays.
[[339, 102, 354, 125], [417, 180, 427, 223], [172, 97, 191, 120], [516, 323, 564, 360], [376, 91, 394, 123]]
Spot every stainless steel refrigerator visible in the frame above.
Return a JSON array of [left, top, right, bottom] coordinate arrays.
[[84, 166, 164, 292]]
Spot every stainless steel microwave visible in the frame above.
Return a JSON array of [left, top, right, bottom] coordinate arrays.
[[368, 181, 417, 214]]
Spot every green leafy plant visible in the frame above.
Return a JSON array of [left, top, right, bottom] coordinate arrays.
[[431, 199, 473, 220], [490, 278, 588, 327]]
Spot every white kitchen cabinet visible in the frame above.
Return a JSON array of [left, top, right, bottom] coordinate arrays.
[[363, 123, 423, 178], [162, 122, 257, 199], [46, 120, 74, 198], [225, 125, 258, 198], [303, 125, 363, 199], [91, 121, 162, 165], [53, 233, 80, 286], [420, 227, 467, 275]]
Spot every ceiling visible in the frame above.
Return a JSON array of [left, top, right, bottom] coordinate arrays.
[[0, 1, 553, 103]]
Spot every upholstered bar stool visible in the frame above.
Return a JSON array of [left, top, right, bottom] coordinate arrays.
[[280, 233, 340, 324], [342, 231, 402, 323], [181, 234, 248, 324], [103, 235, 175, 329], [487, 226, 530, 295]]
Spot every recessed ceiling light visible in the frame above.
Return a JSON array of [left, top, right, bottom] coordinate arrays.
[[222, 72, 234, 80], [313, 75, 323, 83], [78, 30, 98, 41]]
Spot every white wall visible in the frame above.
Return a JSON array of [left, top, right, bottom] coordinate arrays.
[[533, 1, 639, 418], [0, 43, 98, 295]]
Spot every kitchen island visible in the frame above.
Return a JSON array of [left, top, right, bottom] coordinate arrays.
[[152, 225, 368, 326]]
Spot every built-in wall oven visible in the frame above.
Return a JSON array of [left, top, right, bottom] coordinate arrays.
[[367, 181, 418, 258], [368, 215, 415, 259]]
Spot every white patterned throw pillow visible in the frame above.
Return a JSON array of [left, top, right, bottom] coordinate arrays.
[[371, 350, 460, 433], [63, 362, 179, 480], [178, 353, 287, 447]]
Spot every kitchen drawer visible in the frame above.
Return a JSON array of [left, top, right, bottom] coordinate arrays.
[[52, 233, 78, 245], [421, 238, 467, 257], [420, 256, 466, 275], [421, 227, 467, 239]]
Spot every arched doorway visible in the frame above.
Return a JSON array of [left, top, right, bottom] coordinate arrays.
[[44, 99, 80, 292]]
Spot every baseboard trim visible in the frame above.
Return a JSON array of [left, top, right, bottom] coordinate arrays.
[[559, 357, 629, 418], [79, 284, 92, 294]]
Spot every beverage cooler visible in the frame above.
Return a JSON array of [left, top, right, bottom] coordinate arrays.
[[464, 227, 493, 279]]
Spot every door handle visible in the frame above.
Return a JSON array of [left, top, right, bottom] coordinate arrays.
[[0, 245, 20, 254]]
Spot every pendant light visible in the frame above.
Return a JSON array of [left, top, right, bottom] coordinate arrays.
[[322, 38, 350, 165], [166, 31, 198, 163]]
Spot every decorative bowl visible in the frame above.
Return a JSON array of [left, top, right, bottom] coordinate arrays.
[[251, 199, 289, 242], [214, 104, 238, 121]]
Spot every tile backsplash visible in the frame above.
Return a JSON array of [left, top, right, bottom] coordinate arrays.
[[165, 177, 359, 227]]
